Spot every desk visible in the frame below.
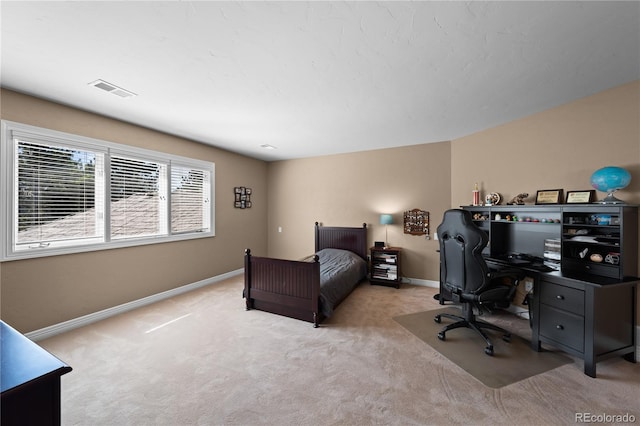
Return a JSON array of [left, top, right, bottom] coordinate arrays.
[[530, 270, 637, 378], [1, 321, 72, 426], [483, 259, 637, 378], [452, 204, 638, 378]]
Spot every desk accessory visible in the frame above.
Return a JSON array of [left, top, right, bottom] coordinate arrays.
[[484, 192, 501, 206], [590, 166, 631, 204], [535, 189, 563, 204], [506, 193, 529, 205]]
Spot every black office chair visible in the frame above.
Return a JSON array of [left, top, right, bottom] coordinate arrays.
[[435, 209, 524, 355]]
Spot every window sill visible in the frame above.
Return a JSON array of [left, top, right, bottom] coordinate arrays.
[[1, 230, 215, 262]]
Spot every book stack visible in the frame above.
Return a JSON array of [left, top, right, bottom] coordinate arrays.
[[543, 238, 561, 270], [372, 253, 398, 280], [372, 263, 398, 280]]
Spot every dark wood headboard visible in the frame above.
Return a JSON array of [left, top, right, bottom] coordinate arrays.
[[314, 222, 368, 261]]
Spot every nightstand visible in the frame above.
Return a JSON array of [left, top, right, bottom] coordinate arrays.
[[370, 247, 402, 288]]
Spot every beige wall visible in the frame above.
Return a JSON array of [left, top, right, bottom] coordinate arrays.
[[266, 143, 451, 282], [451, 80, 640, 207], [451, 80, 640, 323], [2, 80, 639, 333], [267, 81, 640, 284], [0, 89, 268, 333]]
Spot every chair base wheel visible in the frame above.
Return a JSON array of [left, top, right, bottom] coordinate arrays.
[[436, 315, 512, 355]]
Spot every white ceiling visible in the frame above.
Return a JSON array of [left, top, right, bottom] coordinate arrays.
[[1, 1, 639, 161]]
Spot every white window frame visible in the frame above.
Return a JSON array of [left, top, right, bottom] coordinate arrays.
[[1, 120, 215, 261]]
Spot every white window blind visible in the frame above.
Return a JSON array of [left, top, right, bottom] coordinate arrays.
[[15, 139, 105, 249], [110, 155, 167, 239], [1, 120, 215, 261], [171, 166, 210, 234]]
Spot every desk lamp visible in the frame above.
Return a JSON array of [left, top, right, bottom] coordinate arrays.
[[380, 214, 393, 248]]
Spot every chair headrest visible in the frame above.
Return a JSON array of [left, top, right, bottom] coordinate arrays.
[[437, 209, 487, 246]]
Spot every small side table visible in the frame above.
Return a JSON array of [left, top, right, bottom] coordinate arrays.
[[370, 247, 402, 288]]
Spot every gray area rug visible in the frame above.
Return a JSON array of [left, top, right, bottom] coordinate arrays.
[[393, 307, 572, 388]]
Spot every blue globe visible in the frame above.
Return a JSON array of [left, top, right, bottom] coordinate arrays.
[[590, 166, 631, 204]]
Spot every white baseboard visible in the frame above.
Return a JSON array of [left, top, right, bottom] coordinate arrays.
[[25, 271, 640, 359], [401, 277, 439, 288], [26, 268, 243, 342]]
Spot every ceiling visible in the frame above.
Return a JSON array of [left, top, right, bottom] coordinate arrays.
[[1, 1, 639, 162]]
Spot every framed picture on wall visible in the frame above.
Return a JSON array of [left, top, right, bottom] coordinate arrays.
[[234, 187, 252, 208]]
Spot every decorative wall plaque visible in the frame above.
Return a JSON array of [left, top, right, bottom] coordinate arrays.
[[234, 187, 252, 208], [404, 208, 429, 237]]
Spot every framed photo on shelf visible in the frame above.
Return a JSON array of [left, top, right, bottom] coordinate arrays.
[[566, 190, 595, 204], [535, 189, 563, 205]]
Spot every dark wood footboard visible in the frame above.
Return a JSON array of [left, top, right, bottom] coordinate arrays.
[[245, 249, 322, 327], [244, 222, 368, 327]]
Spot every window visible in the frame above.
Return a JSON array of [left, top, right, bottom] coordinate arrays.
[[110, 154, 167, 239], [170, 165, 211, 234], [1, 120, 215, 261]]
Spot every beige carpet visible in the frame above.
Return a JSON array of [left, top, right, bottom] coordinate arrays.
[[38, 276, 640, 425], [393, 307, 572, 388]]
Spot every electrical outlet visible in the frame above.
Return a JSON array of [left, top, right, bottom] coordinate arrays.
[[433, 232, 438, 241]]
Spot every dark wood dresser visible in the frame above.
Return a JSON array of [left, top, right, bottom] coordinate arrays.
[[1, 321, 72, 426]]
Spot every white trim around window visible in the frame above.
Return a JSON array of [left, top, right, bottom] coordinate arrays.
[[1, 120, 215, 261]]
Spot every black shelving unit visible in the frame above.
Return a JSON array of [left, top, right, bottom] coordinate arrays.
[[561, 206, 637, 279], [370, 247, 402, 289], [461, 204, 638, 377]]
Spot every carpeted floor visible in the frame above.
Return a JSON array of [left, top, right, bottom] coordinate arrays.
[[393, 307, 572, 388], [39, 275, 640, 425]]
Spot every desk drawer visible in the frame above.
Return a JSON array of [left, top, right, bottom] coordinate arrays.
[[540, 305, 584, 353], [539, 281, 584, 315]]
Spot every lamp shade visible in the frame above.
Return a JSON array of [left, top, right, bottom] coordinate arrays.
[[380, 214, 393, 225]]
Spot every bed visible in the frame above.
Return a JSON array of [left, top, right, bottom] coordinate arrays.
[[244, 222, 368, 327]]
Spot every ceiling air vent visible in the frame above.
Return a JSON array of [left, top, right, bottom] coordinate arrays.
[[88, 79, 137, 98]]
